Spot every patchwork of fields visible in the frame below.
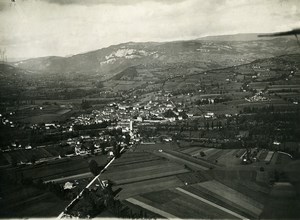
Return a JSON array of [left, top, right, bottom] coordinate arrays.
[[11, 105, 73, 124], [125, 179, 266, 219], [5, 154, 107, 182], [2, 146, 62, 164], [99, 148, 294, 219], [1, 146, 295, 219], [92, 152, 190, 198], [177, 146, 292, 167], [0, 182, 68, 218]]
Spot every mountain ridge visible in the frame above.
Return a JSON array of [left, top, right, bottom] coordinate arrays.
[[198, 32, 295, 41], [11, 33, 299, 78]]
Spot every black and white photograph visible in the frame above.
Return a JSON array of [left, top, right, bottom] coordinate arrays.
[[0, 0, 300, 219]]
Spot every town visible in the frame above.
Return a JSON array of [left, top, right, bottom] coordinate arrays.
[[1, 0, 300, 218], [1, 50, 300, 218]]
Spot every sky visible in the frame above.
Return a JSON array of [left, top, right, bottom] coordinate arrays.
[[0, 0, 299, 60]]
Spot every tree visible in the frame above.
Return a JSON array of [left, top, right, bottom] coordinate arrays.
[[124, 133, 130, 145], [89, 143, 95, 155], [205, 122, 209, 130], [81, 99, 91, 109], [75, 192, 94, 217], [30, 155, 37, 164], [163, 109, 177, 118], [101, 144, 106, 155], [218, 121, 222, 130], [96, 81, 104, 89], [21, 176, 33, 185], [113, 143, 120, 158], [11, 157, 17, 167], [89, 160, 99, 176]]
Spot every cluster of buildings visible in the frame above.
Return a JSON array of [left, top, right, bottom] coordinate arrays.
[[0, 112, 15, 128], [73, 99, 194, 127], [245, 92, 269, 102]]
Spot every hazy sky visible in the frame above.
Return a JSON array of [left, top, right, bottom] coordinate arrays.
[[0, 0, 299, 60]]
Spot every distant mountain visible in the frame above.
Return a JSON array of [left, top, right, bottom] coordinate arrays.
[[0, 63, 31, 100], [12, 34, 299, 78], [0, 63, 28, 78], [113, 66, 139, 80], [198, 33, 295, 41]]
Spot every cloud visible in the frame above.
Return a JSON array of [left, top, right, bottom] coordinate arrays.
[[40, 0, 185, 6], [0, 1, 11, 11], [0, 0, 299, 60], [0, 0, 186, 12]]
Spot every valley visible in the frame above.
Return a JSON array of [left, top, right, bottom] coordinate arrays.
[[1, 35, 300, 219]]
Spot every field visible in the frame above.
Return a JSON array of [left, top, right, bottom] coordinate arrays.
[[103, 162, 187, 185], [126, 180, 263, 219], [6, 154, 107, 182], [2, 146, 61, 164], [275, 152, 293, 165], [134, 142, 180, 152], [177, 146, 293, 167], [110, 151, 162, 166], [0, 153, 9, 166], [0, 191, 67, 218], [65, 151, 189, 200], [99, 152, 190, 185], [156, 149, 221, 169], [46, 147, 295, 219], [46, 148, 293, 219], [125, 179, 265, 219], [211, 167, 257, 182], [9, 105, 73, 124], [115, 176, 184, 200], [95, 149, 272, 220], [0, 179, 68, 218], [104, 80, 144, 92], [155, 151, 210, 170]]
